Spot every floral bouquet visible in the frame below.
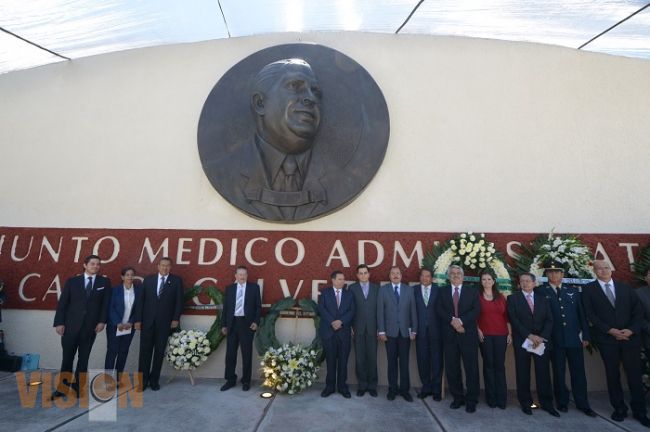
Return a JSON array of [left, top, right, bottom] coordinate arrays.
[[423, 231, 512, 291], [166, 329, 211, 370], [517, 232, 595, 279], [260, 343, 320, 395]]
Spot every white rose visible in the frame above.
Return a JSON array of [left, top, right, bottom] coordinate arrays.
[[460, 233, 466, 239], [451, 245, 458, 251], [470, 235, 476, 242]]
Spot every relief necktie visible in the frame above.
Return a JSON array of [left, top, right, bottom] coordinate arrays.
[[394, 285, 400, 303], [336, 289, 341, 308], [453, 287, 460, 317], [424, 287, 430, 306]]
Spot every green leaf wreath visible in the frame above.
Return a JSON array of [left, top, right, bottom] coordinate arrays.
[[182, 285, 225, 353]]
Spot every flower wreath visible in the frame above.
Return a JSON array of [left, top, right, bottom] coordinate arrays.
[[255, 297, 324, 364], [422, 232, 513, 293], [514, 232, 595, 281]]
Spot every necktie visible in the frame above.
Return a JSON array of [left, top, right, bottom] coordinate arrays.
[[235, 286, 244, 315], [276, 156, 300, 219], [158, 276, 166, 298], [362, 284, 369, 299], [556, 287, 561, 298], [336, 289, 341, 308], [526, 294, 534, 313], [85, 277, 93, 298], [424, 286, 430, 306], [281, 156, 300, 192], [604, 283, 616, 307], [453, 287, 460, 317], [394, 285, 400, 303]]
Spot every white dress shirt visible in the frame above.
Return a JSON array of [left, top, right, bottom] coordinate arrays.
[[597, 279, 616, 300], [122, 286, 135, 324]]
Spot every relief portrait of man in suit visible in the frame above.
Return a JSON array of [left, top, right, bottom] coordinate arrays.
[[198, 44, 390, 223]]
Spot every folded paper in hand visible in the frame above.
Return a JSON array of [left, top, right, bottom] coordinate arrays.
[[522, 339, 545, 356], [116, 327, 131, 337]]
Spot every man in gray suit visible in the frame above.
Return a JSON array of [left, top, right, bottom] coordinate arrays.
[[349, 264, 380, 397], [378, 266, 417, 401]]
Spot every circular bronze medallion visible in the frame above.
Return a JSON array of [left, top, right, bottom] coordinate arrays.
[[198, 43, 389, 223]]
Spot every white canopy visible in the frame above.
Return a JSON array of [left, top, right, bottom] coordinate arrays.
[[1, 0, 648, 74]]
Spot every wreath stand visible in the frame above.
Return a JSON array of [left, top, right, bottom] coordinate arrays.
[[167, 369, 196, 386]]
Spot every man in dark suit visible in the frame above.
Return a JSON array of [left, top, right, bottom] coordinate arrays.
[[507, 272, 559, 417], [52, 254, 111, 398], [436, 265, 480, 412], [220, 265, 262, 391], [134, 257, 183, 391], [319, 270, 355, 398], [582, 260, 649, 427], [414, 267, 443, 401], [377, 266, 417, 402], [540, 262, 596, 417], [349, 264, 379, 397]]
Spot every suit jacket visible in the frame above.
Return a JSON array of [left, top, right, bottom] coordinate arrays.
[[108, 284, 142, 327], [413, 284, 442, 340], [377, 283, 417, 338], [205, 136, 356, 221], [134, 273, 184, 330], [635, 286, 650, 349], [539, 284, 590, 348], [582, 279, 643, 346], [349, 282, 379, 336], [318, 286, 355, 339], [507, 289, 553, 348], [53, 274, 111, 334], [220, 282, 262, 329], [435, 284, 480, 341]]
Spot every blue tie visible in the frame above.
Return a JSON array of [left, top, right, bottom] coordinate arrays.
[[394, 285, 400, 303], [85, 277, 92, 298]]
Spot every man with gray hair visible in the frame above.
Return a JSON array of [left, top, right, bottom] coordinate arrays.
[[436, 265, 480, 413]]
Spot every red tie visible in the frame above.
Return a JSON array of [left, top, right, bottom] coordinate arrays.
[[336, 289, 341, 308]]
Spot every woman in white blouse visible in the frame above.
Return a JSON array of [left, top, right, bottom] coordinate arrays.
[[104, 267, 141, 380]]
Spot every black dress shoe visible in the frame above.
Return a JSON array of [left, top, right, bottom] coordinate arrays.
[[432, 395, 442, 401], [242, 383, 250, 391], [220, 382, 236, 391], [402, 392, 413, 402], [633, 414, 650, 427], [611, 411, 626, 422], [521, 407, 533, 415], [321, 388, 334, 398], [356, 389, 365, 397], [340, 390, 352, 399], [487, 402, 497, 408], [581, 408, 597, 417], [387, 392, 396, 401], [450, 400, 465, 409], [557, 405, 568, 413], [497, 404, 506, 410], [150, 383, 160, 391], [466, 404, 476, 413], [368, 389, 378, 397], [417, 391, 430, 399], [50, 390, 66, 400], [545, 408, 560, 417]]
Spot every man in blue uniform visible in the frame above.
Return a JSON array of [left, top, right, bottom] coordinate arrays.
[[540, 261, 596, 417]]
